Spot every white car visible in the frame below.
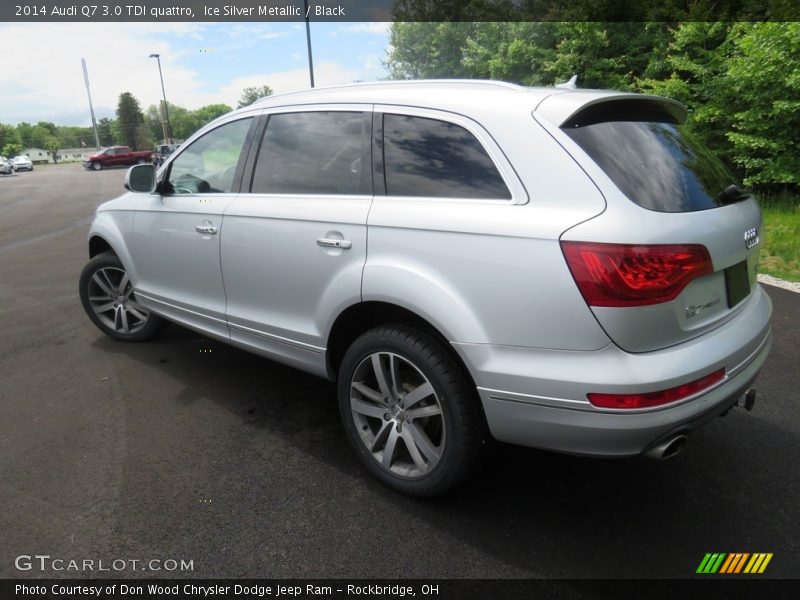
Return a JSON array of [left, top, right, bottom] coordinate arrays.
[[0, 156, 12, 175], [12, 155, 33, 171]]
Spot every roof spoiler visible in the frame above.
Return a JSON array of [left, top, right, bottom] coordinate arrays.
[[560, 96, 688, 129]]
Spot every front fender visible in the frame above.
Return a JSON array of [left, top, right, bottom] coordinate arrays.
[[88, 209, 138, 283]]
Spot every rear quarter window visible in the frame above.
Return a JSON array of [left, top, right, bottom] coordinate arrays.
[[382, 114, 511, 200]]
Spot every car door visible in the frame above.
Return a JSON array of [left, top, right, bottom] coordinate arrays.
[[130, 115, 257, 339], [221, 107, 372, 376]]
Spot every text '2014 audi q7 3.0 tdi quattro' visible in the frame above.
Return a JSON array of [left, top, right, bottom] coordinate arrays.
[[79, 80, 772, 496]]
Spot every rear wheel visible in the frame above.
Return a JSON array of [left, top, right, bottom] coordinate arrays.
[[338, 325, 486, 496], [79, 251, 165, 342]]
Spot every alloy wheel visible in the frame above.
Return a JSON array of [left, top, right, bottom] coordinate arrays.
[[86, 266, 149, 335], [349, 352, 445, 478]]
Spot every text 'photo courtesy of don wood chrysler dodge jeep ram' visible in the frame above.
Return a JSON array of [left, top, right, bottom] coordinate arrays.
[[79, 80, 772, 496]]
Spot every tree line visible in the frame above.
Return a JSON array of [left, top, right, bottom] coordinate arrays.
[[0, 84, 273, 161], [387, 21, 799, 194]]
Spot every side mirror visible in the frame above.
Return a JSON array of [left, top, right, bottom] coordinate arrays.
[[125, 164, 157, 193]]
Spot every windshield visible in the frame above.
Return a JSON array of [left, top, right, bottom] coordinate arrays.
[[564, 121, 740, 212]]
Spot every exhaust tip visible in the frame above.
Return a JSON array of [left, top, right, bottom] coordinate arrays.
[[646, 434, 687, 460], [742, 388, 757, 411]]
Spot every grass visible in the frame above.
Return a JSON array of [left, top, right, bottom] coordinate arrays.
[[758, 194, 800, 282]]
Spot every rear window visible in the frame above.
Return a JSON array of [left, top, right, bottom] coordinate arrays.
[[564, 121, 739, 212]]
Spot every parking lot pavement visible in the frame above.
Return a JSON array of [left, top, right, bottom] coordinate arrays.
[[1, 164, 798, 579]]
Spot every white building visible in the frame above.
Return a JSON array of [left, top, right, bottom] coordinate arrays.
[[22, 147, 91, 164], [23, 148, 52, 164]]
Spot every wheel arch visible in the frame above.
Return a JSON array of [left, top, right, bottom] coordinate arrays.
[[326, 301, 479, 394], [86, 212, 139, 283], [89, 235, 114, 258]]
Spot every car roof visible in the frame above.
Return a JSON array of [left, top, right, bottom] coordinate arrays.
[[240, 79, 684, 126], [247, 79, 551, 113]]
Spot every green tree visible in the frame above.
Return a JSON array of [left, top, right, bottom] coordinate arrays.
[[387, 22, 665, 88], [387, 22, 477, 79], [724, 22, 800, 190], [15, 122, 33, 147], [36, 121, 58, 137], [134, 124, 153, 153], [237, 85, 273, 108], [115, 92, 146, 150], [193, 104, 233, 126], [0, 124, 22, 155], [637, 22, 735, 152], [56, 125, 96, 149], [96, 118, 114, 147], [28, 125, 53, 149], [44, 135, 60, 164], [1, 142, 24, 157], [145, 103, 167, 142]]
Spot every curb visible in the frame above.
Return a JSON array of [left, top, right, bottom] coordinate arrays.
[[758, 274, 800, 294]]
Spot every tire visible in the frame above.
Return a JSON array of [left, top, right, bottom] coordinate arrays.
[[136, 158, 146, 165], [338, 325, 487, 496], [79, 251, 165, 342], [92, 161, 102, 171]]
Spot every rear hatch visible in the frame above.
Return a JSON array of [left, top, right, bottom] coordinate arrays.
[[539, 95, 763, 353]]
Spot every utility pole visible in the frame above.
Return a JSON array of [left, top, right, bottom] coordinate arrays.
[[80, 58, 101, 150]]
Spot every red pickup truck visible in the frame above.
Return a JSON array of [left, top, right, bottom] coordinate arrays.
[[83, 146, 154, 171]]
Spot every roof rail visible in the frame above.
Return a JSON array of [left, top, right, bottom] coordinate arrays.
[[251, 79, 526, 105]]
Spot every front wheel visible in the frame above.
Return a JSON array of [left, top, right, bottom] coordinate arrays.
[[338, 325, 487, 496], [79, 251, 165, 342], [92, 161, 102, 171]]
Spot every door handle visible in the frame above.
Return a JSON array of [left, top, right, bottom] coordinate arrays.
[[196, 225, 217, 235], [316, 238, 352, 249]]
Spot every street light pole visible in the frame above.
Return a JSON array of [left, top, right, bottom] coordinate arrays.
[[80, 58, 101, 150], [149, 53, 172, 144], [303, 0, 315, 88]]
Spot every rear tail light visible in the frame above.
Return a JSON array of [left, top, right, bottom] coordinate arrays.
[[560, 241, 713, 307], [588, 368, 725, 409]]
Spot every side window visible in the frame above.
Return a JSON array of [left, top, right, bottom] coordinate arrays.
[[382, 114, 511, 200], [251, 111, 367, 195], [168, 118, 252, 194]]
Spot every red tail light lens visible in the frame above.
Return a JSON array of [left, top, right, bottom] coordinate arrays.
[[588, 368, 725, 409], [560, 242, 713, 307]]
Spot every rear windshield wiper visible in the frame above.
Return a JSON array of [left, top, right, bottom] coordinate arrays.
[[718, 184, 750, 205]]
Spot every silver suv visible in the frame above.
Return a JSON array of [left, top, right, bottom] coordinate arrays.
[[79, 80, 772, 496]]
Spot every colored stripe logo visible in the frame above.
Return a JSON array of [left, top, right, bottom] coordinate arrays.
[[697, 552, 773, 574]]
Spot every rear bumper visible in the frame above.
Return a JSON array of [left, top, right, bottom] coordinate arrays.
[[455, 284, 773, 456]]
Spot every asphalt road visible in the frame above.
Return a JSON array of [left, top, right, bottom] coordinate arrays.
[[1, 164, 798, 580]]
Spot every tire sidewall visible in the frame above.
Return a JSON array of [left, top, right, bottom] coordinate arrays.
[[79, 252, 162, 342], [337, 326, 474, 496]]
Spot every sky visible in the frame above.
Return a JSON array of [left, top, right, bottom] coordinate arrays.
[[0, 21, 391, 126]]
